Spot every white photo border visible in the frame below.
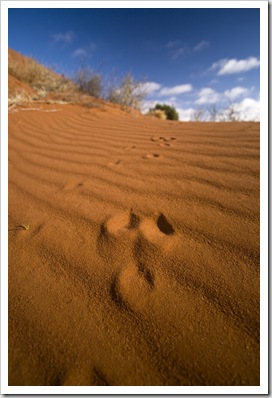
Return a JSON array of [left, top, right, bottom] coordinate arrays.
[[1, 1, 268, 395]]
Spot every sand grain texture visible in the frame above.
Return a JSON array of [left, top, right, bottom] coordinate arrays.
[[8, 103, 260, 386]]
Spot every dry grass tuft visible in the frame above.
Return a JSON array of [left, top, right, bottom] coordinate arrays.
[[147, 109, 167, 120], [8, 51, 103, 108], [8, 92, 34, 107], [9, 56, 71, 92]]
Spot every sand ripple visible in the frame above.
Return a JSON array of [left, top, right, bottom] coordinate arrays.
[[8, 104, 260, 386]]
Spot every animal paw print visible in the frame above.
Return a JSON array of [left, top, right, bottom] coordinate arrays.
[[96, 210, 140, 264], [110, 261, 155, 312], [107, 159, 123, 167], [150, 136, 177, 147], [124, 145, 136, 151], [62, 179, 84, 191], [97, 210, 176, 312], [142, 153, 161, 159]]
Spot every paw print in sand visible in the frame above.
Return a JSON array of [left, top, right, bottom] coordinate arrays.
[[97, 209, 177, 312]]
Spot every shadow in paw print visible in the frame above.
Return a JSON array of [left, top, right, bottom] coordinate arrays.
[[157, 213, 175, 235], [127, 211, 140, 230], [137, 262, 155, 288], [135, 213, 177, 264], [110, 273, 132, 311]]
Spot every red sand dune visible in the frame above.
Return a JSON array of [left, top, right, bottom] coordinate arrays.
[[8, 51, 260, 387]]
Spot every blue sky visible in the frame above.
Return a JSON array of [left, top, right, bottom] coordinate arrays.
[[8, 7, 260, 120]]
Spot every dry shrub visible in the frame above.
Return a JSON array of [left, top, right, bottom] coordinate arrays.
[[148, 109, 166, 120], [73, 67, 102, 98], [107, 74, 146, 110], [8, 51, 147, 110], [8, 92, 33, 107]]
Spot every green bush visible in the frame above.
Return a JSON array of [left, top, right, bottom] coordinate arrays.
[[153, 103, 179, 120]]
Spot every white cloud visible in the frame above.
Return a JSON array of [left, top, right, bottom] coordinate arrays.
[[52, 31, 75, 43], [208, 59, 226, 73], [191, 98, 260, 121], [219, 57, 260, 75], [193, 41, 210, 52], [195, 94, 259, 121], [164, 40, 185, 60], [199, 88, 215, 96], [233, 98, 260, 121], [72, 48, 88, 58], [71, 43, 96, 58], [210, 57, 260, 76], [141, 100, 158, 114], [164, 40, 186, 60], [159, 84, 192, 96], [195, 87, 221, 104], [143, 79, 259, 121], [141, 82, 161, 95], [176, 108, 195, 121], [143, 82, 193, 98], [165, 40, 182, 49], [171, 47, 185, 60], [165, 39, 209, 59], [196, 86, 250, 105], [166, 96, 177, 103], [143, 98, 259, 122], [224, 86, 249, 100]]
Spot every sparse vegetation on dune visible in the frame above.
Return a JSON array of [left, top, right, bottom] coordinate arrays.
[[9, 50, 75, 95], [8, 49, 148, 112], [73, 66, 102, 98], [8, 92, 33, 107], [107, 73, 147, 110], [191, 103, 241, 122], [8, 49, 247, 122]]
